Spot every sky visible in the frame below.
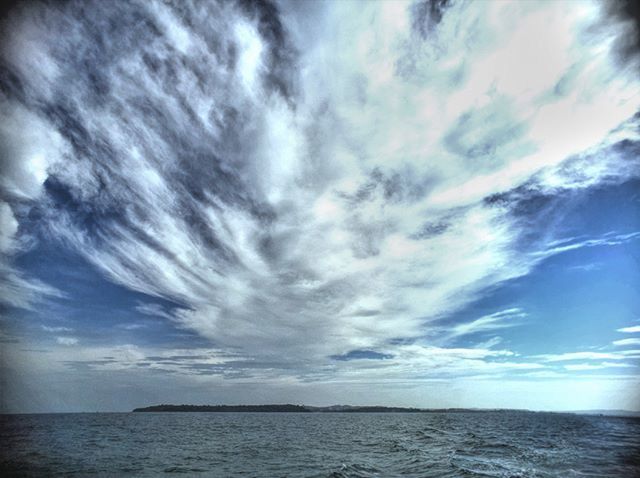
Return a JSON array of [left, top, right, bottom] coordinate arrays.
[[0, 0, 639, 413]]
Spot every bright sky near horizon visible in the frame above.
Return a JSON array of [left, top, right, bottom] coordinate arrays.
[[1, 0, 639, 413]]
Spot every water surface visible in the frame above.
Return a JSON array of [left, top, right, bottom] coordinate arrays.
[[2, 411, 639, 477]]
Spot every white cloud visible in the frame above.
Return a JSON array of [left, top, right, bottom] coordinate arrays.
[[118, 323, 148, 331], [617, 325, 640, 333], [538, 352, 628, 362], [0, 100, 68, 200], [234, 21, 265, 94], [0, 202, 19, 253], [42, 326, 73, 333], [563, 362, 636, 371], [613, 338, 640, 347], [56, 337, 79, 346]]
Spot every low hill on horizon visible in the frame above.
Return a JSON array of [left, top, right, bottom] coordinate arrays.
[[132, 404, 640, 416]]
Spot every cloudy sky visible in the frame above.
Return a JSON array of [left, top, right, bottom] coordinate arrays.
[[1, 0, 639, 413]]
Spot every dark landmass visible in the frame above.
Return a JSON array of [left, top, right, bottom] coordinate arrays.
[[133, 404, 310, 413], [132, 404, 640, 416], [133, 404, 479, 413], [569, 409, 640, 417], [132, 404, 425, 413]]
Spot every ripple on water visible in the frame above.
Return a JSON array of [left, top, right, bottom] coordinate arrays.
[[1, 412, 639, 477]]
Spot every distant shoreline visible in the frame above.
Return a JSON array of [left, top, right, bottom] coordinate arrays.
[[2, 406, 638, 416], [131, 404, 640, 416]]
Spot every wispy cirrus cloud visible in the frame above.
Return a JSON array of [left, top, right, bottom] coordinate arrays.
[[135, 302, 175, 321], [447, 308, 527, 339], [0, 263, 65, 310], [537, 352, 631, 362], [0, 0, 638, 411], [534, 231, 640, 258], [564, 362, 636, 371]]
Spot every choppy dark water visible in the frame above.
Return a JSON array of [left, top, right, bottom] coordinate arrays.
[[1, 412, 639, 477]]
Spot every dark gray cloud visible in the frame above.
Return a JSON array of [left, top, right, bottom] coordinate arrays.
[[331, 350, 394, 361], [603, 0, 640, 70], [411, 0, 450, 39]]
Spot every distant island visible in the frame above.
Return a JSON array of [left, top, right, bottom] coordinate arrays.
[[133, 404, 424, 413], [132, 404, 640, 416], [133, 404, 537, 414]]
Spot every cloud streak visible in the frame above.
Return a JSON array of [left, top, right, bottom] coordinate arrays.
[[613, 338, 640, 347], [448, 308, 527, 339], [618, 326, 640, 333]]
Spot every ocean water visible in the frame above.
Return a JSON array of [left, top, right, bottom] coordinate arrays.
[[1, 411, 639, 477]]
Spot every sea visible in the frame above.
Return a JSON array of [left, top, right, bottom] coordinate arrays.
[[1, 411, 639, 477]]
